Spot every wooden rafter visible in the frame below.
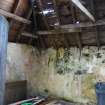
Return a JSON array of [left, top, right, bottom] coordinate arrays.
[[9, 0, 20, 41], [10, 0, 33, 42], [2, 3, 105, 30], [16, 8, 32, 42], [0, 9, 31, 24], [71, 0, 95, 21], [9, 0, 19, 26]]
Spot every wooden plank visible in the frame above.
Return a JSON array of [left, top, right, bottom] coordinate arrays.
[[5, 81, 27, 105], [0, 9, 31, 24], [9, 0, 20, 32], [6, 80, 27, 87]]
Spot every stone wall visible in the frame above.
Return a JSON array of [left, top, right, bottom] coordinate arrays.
[[6, 43, 105, 104], [27, 47, 105, 104]]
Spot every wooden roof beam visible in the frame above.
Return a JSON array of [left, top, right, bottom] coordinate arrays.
[[21, 32, 38, 38], [60, 19, 105, 29], [71, 0, 95, 22], [16, 8, 33, 43], [0, 9, 31, 24], [21, 29, 81, 38], [37, 29, 81, 35]]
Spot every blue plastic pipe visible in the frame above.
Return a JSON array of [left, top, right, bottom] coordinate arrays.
[[0, 16, 9, 104], [96, 82, 105, 105]]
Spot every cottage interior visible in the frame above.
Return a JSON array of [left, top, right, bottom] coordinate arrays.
[[0, 0, 105, 105]]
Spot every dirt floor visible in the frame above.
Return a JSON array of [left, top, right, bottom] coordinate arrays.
[[39, 98, 96, 105]]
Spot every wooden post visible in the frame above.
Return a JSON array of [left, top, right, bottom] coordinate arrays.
[[0, 16, 9, 104]]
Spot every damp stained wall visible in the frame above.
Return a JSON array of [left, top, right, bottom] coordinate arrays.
[[6, 43, 105, 104]]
